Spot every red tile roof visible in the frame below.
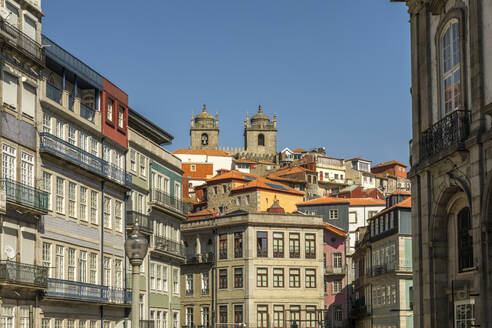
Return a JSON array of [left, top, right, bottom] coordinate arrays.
[[323, 222, 347, 237], [187, 208, 217, 220], [207, 170, 259, 183], [390, 190, 411, 196], [372, 160, 408, 168], [231, 177, 304, 196], [293, 148, 308, 153], [369, 197, 411, 220], [173, 148, 232, 157], [233, 158, 257, 164], [297, 197, 350, 206], [267, 166, 315, 178], [298, 197, 385, 206]]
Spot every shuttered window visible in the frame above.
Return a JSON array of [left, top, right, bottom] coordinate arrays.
[[3, 72, 18, 109], [22, 83, 36, 118], [23, 16, 37, 40]]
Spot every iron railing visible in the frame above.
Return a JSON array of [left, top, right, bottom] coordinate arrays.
[[80, 103, 95, 122], [127, 211, 153, 233], [324, 266, 347, 276], [151, 189, 185, 214], [47, 279, 131, 304], [46, 83, 62, 104], [372, 263, 412, 277], [39, 133, 131, 187], [0, 261, 48, 287], [153, 235, 185, 257], [420, 110, 471, 160], [140, 320, 154, 328], [0, 19, 44, 63], [0, 178, 48, 212]]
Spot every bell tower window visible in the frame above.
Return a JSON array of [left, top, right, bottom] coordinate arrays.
[[201, 133, 209, 146], [258, 134, 265, 146]]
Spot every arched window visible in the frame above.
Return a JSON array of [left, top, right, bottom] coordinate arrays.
[[258, 134, 265, 146], [201, 133, 208, 145], [457, 207, 473, 271], [441, 20, 461, 116]]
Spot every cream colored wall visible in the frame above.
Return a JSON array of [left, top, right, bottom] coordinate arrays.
[[258, 190, 303, 213]]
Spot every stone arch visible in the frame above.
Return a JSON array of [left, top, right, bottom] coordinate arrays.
[[428, 183, 466, 328], [258, 133, 265, 146], [201, 133, 208, 145]]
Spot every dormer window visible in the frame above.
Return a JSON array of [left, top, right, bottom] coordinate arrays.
[[441, 20, 461, 116]]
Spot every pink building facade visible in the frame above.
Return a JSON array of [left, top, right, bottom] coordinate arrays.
[[323, 223, 348, 328]]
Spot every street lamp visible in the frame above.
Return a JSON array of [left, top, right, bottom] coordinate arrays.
[[125, 225, 149, 328]]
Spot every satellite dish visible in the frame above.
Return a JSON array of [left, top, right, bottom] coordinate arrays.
[[4, 245, 15, 260]]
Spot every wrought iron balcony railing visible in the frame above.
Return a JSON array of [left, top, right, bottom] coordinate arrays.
[[372, 263, 412, 277], [0, 19, 44, 64], [201, 288, 209, 295], [46, 83, 62, 104], [127, 211, 153, 233], [46, 279, 131, 304], [420, 110, 471, 160], [325, 266, 347, 276], [39, 133, 131, 187], [0, 261, 48, 287], [151, 189, 185, 214], [0, 178, 48, 212], [80, 103, 95, 123], [153, 235, 185, 257]]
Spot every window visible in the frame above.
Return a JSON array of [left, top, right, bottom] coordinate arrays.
[[258, 134, 265, 146], [332, 253, 343, 268], [349, 211, 357, 224], [172, 268, 179, 294], [246, 195, 250, 204], [3, 72, 18, 109], [455, 300, 475, 328], [80, 186, 88, 221], [90, 138, 98, 156], [201, 272, 209, 294], [118, 106, 124, 128], [140, 154, 147, 177], [289, 233, 300, 258], [20, 152, 33, 187], [114, 259, 122, 288], [68, 182, 76, 218], [457, 207, 473, 271], [201, 307, 209, 327], [42, 319, 51, 328], [234, 305, 243, 325], [55, 245, 64, 279], [329, 209, 338, 219], [441, 21, 461, 115], [43, 112, 51, 133], [89, 253, 97, 284], [23, 14, 36, 40], [104, 197, 111, 228], [115, 200, 122, 232], [186, 308, 193, 327], [156, 264, 162, 291], [273, 268, 284, 287], [42, 242, 51, 277], [305, 234, 315, 258], [273, 232, 284, 257], [219, 306, 227, 324], [289, 268, 300, 288], [186, 274, 193, 295], [21, 82, 36, 118], [257, 231, 268, 257], [54, 320, 62, 328], [305, 269, 316, 288], [273, 305, 284, 328], [130, 149, 137, 172], [332, 279, 343, 294], [234, 267, 243, 288], [107, 98, 113, 121], [234, 232, 243, 258], [163, 266, 168, 292], [222, 185, 227, 193], [90, 191, 98, 224], [56, 177, 64, 213], [79, 251, 87, 283], [290, 306, 300, 326], [103, 256, 111, 286], [201, 133, 208, 146], [334, 305, 343, 322], [67, 248, 76, 280], [306, 306, 316, 328], [219, 269, 227, 289], [2, 144, 16, 180], [173, 313, 178, 328], [219, 234, 227, 259]]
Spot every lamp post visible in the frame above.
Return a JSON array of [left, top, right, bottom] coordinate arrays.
[[125, 225, 149, 328]]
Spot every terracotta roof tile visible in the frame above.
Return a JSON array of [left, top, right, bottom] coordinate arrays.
[[207, 170, 260, 182], [372, 160, 408, 168], [323, 222, 347, 237], [297, 197, 350, 206], [346, 198, 386, 206], [293, 148, 308, 153], [297, 197, 385, 206], [173, 148, 232, 157], [231, 177, 304, 195]]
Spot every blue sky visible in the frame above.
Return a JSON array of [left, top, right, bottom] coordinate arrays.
[[43, 0, 411, 165]]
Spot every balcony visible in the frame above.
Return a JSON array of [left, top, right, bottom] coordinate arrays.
[[351, 298, 370, 319], [0, 19, 44, 64], [153, 235, 185, 258], [140, 321, 154, 328], [325, 266, 347, 277], [80, 103, 95, 123], [420, 110, 471, 161], [127, 211, 153, 234], [0, 261, 48, 288], [201, 288, 209, 295], [372, 263, 412, 277], [1, 178, 48, 213], [46, 83, 62, 104], [39, 133, 131, 187], [150, 189, 186, 215], [185, 289, 193, 296], [46, 279, 131, 304], [185, 252, 214, 264]]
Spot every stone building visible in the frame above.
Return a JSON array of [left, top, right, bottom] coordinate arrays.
[[180, 209, 324, 328], [190, 105, 219, 150], [392, 0, 492, 327], [242, 105, 277, 158]]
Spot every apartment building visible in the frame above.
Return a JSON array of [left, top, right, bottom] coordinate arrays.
[[38, 36, 130, 328], [180, 207, 324, 328], [352, 197, 413, 328], [0, 0, 45, 327], [126, 108, 187, 328]]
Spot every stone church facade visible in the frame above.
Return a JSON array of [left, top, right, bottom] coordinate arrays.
[[394, 0, 492, 327], [189, 105, 278, 161]]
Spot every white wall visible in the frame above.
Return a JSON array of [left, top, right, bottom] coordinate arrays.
[[174, 154, 233, 175], [347, 204, 385, 252]]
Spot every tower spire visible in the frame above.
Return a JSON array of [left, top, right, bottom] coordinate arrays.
[[202, 104, 207, 112]]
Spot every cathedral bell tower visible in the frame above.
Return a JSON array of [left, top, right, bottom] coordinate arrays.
[[190, 104, 219, 150], [243, 105, 277, 156]]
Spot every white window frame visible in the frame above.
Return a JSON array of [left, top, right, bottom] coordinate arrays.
[[329, 209, 338, 219], [107, 98, 113, 121], [55, 177, 65, 214], [20, 151, 33, 187], [440, 19, 461, 116], [2, 143, 16, 181]]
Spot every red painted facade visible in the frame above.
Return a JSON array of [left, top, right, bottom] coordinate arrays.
[[101, 78, 128, 148], [371, 162, 408, 179], [337, 186, 385, 199]]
